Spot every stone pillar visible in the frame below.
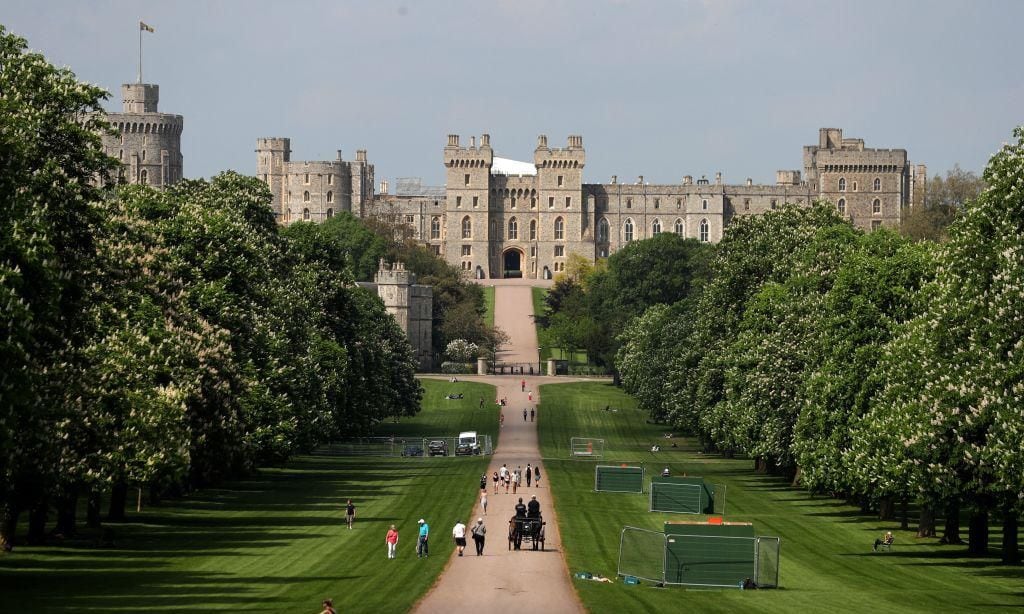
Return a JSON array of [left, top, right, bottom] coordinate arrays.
[[547, 359, 557, 377], [477, 357, 488, 376]]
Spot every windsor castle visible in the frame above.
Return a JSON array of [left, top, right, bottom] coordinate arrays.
[[102, 78, 927, 284]]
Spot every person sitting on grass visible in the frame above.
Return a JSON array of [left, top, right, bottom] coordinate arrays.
[[319, 598, 337, 614], [873, 531, 894, 551]]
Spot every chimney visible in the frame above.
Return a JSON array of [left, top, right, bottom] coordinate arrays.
[[683, 175, 692, 185], [470, 136, 476, 148], [447, 134, 460, 147], [715, 172, 722, 185], [637, 175, 644, 185], [356, 149, 367, 162], [481, 134, 490, 147], [746, 177, 753, 187], [380, 179, 389, 194], [537, 134, 548, 148], [611, 175, 617, 184]]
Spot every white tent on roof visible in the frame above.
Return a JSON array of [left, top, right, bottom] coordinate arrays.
[[491, 157, 536, 176]]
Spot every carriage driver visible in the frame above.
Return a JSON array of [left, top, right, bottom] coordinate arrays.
[[527, 495, 541, 519], [514, 497, 528, 518]]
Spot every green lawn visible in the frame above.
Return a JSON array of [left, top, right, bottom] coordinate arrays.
[[0, 379, 497, 613], [482, 286, 495, 328], [538, 381, 1024, 613]]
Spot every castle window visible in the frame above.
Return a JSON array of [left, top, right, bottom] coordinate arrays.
[[626, 198, 632, 209], [142, 150, 146, 161], [531, 197, 536, 209], [456, 196, 462, 208], [624, 218, 634, 242], [462, 216, 472, 239], [674, 218, 684, 235], [140, 169, 148, 185], [531, 246, 537, 257], [118, 149, 123, 160], [770, 199, 777, 209], [462, 245, 472, 256], [511, 197, 516, 209], [853, 181, 858, 192], [555, 245, 565, 257], [431, 217, 441, 239], [548, 197, 554, 208], [654, 198, 660, 209], [433, 245, 441, 255], [699, 219, 710, 243], [508, 217, 519, 240], [873, 198, 881, 214], [473, 196, 479, 208], [326, 208, 334, 218], [871, 220, 882, 231], [565, 196, 571, 208], [326, 191, 333, 203], [406, 215, 414, 224], [120, 134, 124, 145], [303, 208, 311, 221], [554, 217, 564, 240], [303, 191, 310, 202], [838, 198, 846, 215], [558, 175, 563, 187], [702, 198, 708, 210], [465, 174, 470, 186], [304, 173, 310, 184], [744, 199, 750, 211], [676, 198, 682, 209], [652, 219, 662, 235], [530, 219, 537, 240], [838, 178, 846, 192], [597, 218, 609, 243], [327, 175, 333, 185], [873, 177, 881, 191]]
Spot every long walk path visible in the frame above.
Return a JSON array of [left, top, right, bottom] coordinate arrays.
[[413, 283, 582, 614]]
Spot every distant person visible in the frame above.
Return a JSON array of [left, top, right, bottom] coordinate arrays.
[[741, 577, 758, 590], [523, 408, 528, 422], [514, 497, 527, 518], [480, 490, 488, 515], [479, 396, 485, 409], [530, 408, 535, 422], [527, 495, 541, 518], [500, 412, 505, 428], [417, 519, 430, 558], [492, 470, 499, 494], [471, 517, 487, 555], [662, 467, 671, 477], [521, 378, 526, 392], [528, 391, 533, 402], [525, 463, 532, 487], [480, 472, 488, 491], [452, 519, 468, 556], [385, 524, 399, 559], [534, 465, 541, 487], [873, 531, 894, 551], [512, 468, 520, 494], [319, 598, 337, 614], [345, 499, 355, 529]]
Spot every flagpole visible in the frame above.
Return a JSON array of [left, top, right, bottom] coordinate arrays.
[[138, 23, 143, 83]]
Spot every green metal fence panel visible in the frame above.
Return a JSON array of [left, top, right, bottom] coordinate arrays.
[[595, 465, 644, 493]]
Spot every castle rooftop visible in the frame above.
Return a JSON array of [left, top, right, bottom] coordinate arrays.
[[491, 157, 536, 176]]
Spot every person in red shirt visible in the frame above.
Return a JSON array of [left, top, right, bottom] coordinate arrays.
[[385, 524, 399, 559]]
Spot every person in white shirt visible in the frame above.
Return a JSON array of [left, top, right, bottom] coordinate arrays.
[[452, 520, 467, 556]]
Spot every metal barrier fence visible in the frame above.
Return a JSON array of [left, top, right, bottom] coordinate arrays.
[[314, 435, 493, 458]]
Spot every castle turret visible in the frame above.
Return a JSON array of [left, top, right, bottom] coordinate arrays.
[[101, 82, 183, 187], [256, 137, 291, 219], [444, 133, 494, 277]]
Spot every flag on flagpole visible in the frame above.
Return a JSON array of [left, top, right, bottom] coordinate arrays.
[[140, 21, 154, 33]]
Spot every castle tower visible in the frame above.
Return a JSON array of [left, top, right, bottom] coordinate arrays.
[[256, 137, 291, 219], [534, 135, 585, 279], [101, 82, 183, 187], [444, 134, 493, 278], [349, 149, 375, 216]]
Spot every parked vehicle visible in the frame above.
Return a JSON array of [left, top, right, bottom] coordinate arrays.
[[402, 444, 424, 457], [427, 440, 449, 456], [455, 431, 481, 456]]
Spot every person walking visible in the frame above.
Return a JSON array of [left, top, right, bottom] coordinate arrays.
[[480, 490, 488, 515], [521, 379, 526, 392], [417, 519, 430, 558], [345, 499, 356, 530], [385, 524, 399, 559], [534, 465, 541, 487], [452, 520, 467, 557], [530, 408, 535, 422], [512, 468, 520, 494], [479, 472, 487, 491], [499, 412, 504, 428], [526, 463, 532, 487], [471, 517, 487, 555], [492, 470, 499, 494], [523, 408, 528, 422], [479, 396, 484, 409]]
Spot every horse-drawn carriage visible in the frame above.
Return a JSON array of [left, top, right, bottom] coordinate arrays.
[[508, 514, 546, 551]]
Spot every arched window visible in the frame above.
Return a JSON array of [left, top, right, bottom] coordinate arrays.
[[838, 198, 846, 215], [873, 198, 881, 214], [652, 219, 662, 235], [597, 218, 609, 242], [508, 217, 518, 240], [139, 169, 148, 185], [303, 208, 311, 221], [430, 216, 441, 239], [142, 150, 146, 161], [674, 218, 684, 235], [699, 219, 709, 242], [624, 218, 634, 242], [461, 216, 472, 239], [873, 177, 881, 191], [303, 190, 310, 202], [554, 217, 564, 240], [326, 191, 333, 203], [326, 208, 334, 219], [529, 219, 537, 240], [838, 178, 847, 192], [701, 199, 708, 210]]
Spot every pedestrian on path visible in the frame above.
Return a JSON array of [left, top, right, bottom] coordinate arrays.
[[500, 412, 505, 428], [535, 465, 541, 487], [345, 499, 355, 529], [531, 408, 535, 422], [492, 470, 499, 494], [512, 468, 520, 494], [479, 473, 487, 491], [385, 524, 399, 559], [471, 518, 487, 555], [417, 519, 430, 558], [521, 379, 526, 392], [452, 520, 467, 556], [526, 463, 532, 487], [523, 408, 527, 422], [480, 490, 488, 515]]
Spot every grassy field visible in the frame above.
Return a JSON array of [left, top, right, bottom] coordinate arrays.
[[531, 287, 588, 363], [482, 286, 495, 328], [0, 379, 497, 613], [538, 381, 1024, 613]]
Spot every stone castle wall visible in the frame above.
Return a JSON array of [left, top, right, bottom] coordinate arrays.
[[101, 83, 183, 187]]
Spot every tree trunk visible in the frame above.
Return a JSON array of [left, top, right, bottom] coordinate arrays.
[[1002, 510, 1020, 565], [54, 489, 78, 538], [968, 508, 989, 556], [791, 465, 803, 488], [27, 501, 47, 546], [940, 501, 963, 545], [86, 491, 102, 528], [878, 496, 895, 521], [900, 497, 909, 530], [917, 504, 936, 538], [107, 483, 128, 522], [0, 498, 19, 552]]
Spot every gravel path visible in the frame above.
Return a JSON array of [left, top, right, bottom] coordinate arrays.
[[412, 283, 583, 614]]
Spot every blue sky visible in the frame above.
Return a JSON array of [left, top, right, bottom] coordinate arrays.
[[5, 0, 1022, 186]]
